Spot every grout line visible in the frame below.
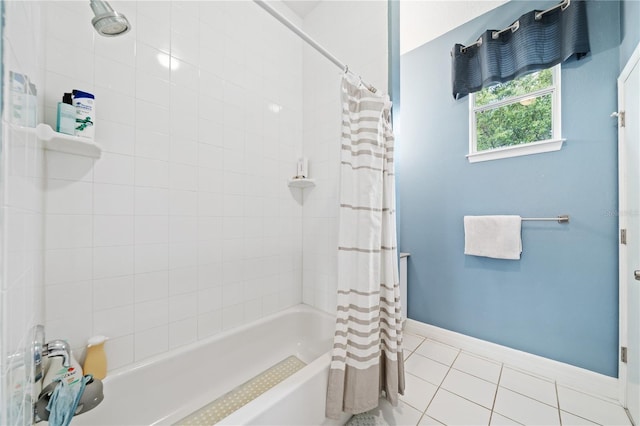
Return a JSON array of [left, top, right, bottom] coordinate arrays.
[[502, 363, 555, 383], [437, 354, 460, 387], [437, 386, 496, 418], [556, 382, 624, 406], [407, 339, 622, 426], [89, 153, 96, 344], [421, 388, 440, 424], [411, 336, 427, 353], [556, 381, 562, 425], [415, 411, 445, 426], [450, 365, 499, 385], [450, 348, 463, 369], [623, 407, 635, 426], [497, 385, 560, 410], [419, 349, 461, 424], [472, 356, 561, 411], [558, 408, 605, 426], [488, 362, 504, 424]]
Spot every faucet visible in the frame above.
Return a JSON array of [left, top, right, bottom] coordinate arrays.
[[31, 326, 104, 424], [43, 340, 71, 368], [32, 325, 72, 386]]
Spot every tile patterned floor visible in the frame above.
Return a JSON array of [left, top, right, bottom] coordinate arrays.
[[362, 332, 633, 426]]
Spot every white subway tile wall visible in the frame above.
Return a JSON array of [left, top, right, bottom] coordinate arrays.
[[0, 2, 389, 421], [1, 2, 45, 425], [41, 1, 304, 370], [301, 2, 389, 313]]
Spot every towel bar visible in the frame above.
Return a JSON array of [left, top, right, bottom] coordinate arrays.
[[521, 215, 569, 223]]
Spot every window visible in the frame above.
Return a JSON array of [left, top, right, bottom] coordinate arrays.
[[467, 65, 563, 163]]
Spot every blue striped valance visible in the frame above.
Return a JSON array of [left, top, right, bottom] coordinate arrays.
[[451, 0, 590, 100]]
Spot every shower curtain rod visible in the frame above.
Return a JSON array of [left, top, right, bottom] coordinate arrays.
[[252, 0, 377, 93]]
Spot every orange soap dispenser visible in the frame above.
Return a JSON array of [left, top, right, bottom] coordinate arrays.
[[83, 336, 108, 380]]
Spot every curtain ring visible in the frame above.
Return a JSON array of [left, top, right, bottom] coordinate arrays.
[[561, 0, 570, 11], [492, 20, 519, 39], [460, 37, 482, 54]]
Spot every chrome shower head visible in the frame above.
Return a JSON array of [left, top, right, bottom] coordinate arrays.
[[90, 0, 131, 37]]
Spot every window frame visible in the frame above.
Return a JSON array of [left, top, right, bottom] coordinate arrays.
[[467, 64, 564, 163]]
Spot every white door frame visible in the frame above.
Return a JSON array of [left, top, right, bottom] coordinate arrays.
[[618, 41, 640, 408]]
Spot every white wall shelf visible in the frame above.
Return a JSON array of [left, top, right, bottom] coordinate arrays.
[[36, 123, 102, 158], [288, 178, 315, 189]]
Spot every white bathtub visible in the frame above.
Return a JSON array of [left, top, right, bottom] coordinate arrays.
[[72, 305, 350, 425]]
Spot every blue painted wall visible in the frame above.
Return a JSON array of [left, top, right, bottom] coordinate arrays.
[[620, 0, 639, 69], [399, 1, 621, 377]]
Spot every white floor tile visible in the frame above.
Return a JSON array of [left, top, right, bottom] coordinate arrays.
[[373, 398, 423, 426], [404, 350, 417, 361], [426, 389, 491, 426], [394, 332, 630, 426], [405, 353, 450, 386], [415, 340, 460, 366], [489, 413, 521, 425], [493, 387, 560, 425], [441, 368, 498, 409], [403, 333, 426, 353], [418, 414, 444, 425], [452, 352, 502, 383], [557, 386, 631, 426], [401, 372, 438, 412], [499, 367, 557, 407], [560, 410, 599, 425]]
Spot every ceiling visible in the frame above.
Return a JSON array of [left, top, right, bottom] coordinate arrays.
[[278, 0, 508, 54], [400, 1, 508, 54], [282, 0, 322, 18]]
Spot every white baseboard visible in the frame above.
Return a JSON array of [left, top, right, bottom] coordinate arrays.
[[404, 319, 620, 403]]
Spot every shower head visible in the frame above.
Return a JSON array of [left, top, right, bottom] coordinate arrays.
[[90, 0, 131, 37]]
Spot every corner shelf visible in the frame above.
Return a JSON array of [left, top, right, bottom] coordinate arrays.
[[288, 178, 315, 189], [36, 123, 102, 158]]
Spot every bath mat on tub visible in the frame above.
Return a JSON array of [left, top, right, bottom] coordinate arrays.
[[174, 355, 306, 425]]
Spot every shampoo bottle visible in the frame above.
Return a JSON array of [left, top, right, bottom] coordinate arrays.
[[56, 93, 75, 135], [82, 336, 108, 380], [72, 89, 95, 139], [42, 350, 83, 391]]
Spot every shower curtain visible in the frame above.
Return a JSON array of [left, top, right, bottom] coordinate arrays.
[[326, 75, 405, 419]]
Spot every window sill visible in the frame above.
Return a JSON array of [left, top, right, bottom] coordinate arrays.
[[467, 138, 565, 163]]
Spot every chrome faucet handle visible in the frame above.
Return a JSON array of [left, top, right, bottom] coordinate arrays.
[[43, 340, 71, 368], [33, 325, 46, 383]]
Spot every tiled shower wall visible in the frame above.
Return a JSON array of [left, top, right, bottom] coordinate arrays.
[[301, 1, 389, 314], [0, 3, 388, 404], [41, 1, 304, 370], [1, 2, 45, 425]]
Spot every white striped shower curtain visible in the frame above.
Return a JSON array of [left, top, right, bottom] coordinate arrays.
[[326, 76, 405, 419]]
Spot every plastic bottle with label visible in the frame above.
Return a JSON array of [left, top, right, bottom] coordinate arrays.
[[42, 351, 83, 391], [72, 89, 95, 139], [82, 336, 108, 380]]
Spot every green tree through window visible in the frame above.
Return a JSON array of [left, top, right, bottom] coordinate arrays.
[[473, 68, 555, 152]]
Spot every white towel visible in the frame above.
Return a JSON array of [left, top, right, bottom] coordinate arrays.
[[464, 215, 522, 260]]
